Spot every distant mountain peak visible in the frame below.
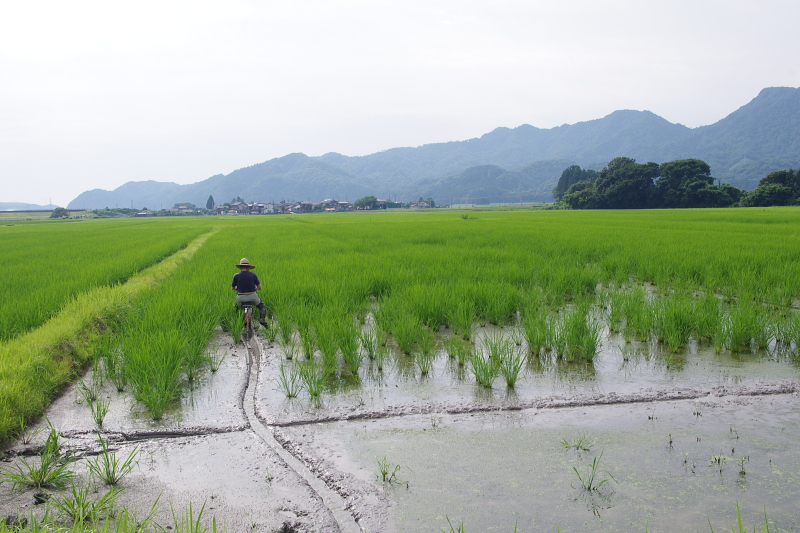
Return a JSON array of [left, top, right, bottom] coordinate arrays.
[[66, 87, 800, 209]]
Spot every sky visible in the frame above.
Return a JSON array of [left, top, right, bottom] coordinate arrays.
[[1, 0, 799, 207]]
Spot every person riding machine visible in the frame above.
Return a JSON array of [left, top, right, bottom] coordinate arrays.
[[231, 258, 268, 326]]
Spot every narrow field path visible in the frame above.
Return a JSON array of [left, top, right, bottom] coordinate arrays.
[[243, 336, 364, 533], [0, 228, 219, 442]]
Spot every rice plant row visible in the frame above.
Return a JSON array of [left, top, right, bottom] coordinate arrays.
[[0, 218, 204, 342]]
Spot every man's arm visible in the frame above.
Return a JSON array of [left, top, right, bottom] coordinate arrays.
[[256, 283, 263, 290]]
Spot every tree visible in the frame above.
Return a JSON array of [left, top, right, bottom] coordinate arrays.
[[426, 197, 436, 208], [49, 207, 69, 219], [741, 169, 799, 207], [593, 157, 659, 209], [654, 159, 718, 208], [354, 195, 378, 209], [206, 195, 215, 209], [742, 183, 794, 207], [553, 165, 598, 201]]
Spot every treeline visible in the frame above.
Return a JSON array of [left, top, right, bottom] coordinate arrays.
[[554, 157, 800, 209]]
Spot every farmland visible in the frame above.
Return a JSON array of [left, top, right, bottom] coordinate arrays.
[[1, 208, 799, 531]]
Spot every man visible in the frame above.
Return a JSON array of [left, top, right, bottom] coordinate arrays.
[[231, 258, 268, 326]]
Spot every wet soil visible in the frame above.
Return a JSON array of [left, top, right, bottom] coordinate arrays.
[[2, 327, 799, 532]]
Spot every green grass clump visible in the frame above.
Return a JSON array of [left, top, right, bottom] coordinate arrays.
[[553, 305, 602, 362], [276, 364, 303, 399], [470, 352, 499, 388], [448, 299, 476, 340], [299, 361, 328, 406], [87, 437, 138, 486], [0, 426, 74, 489], [394, 312, 422, 355]]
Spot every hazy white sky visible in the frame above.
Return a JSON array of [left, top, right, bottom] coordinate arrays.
[[2, 0, 799, 206]]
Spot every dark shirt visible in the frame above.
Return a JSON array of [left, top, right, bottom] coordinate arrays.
[[232, 271, 261, 293]]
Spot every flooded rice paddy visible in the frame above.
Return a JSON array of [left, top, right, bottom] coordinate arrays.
[[3, 325, 799, 532]]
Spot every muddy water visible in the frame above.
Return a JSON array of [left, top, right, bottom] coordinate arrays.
[[278, 394, 800, 532], [258, 328, 800, 425], [4, 325, 800, 533]]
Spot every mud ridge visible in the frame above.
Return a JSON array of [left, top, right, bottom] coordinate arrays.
[[271, 427, 390, 533], [243, 336, 365, 533], [264, 380, 799, 428]]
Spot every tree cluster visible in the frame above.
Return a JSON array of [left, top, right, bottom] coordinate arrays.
[[49, 207, 70, 219], [740, 169, 800, 207], [561, 158, 743, 209], [354, 195, 379, 209]]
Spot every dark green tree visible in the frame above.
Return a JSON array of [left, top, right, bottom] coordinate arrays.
[[741, 169, 799, 207], [49, 207, 69, 219], [206, 195, 215, 209], [593, 157, 659, 209], [354, 195, 378, 209], [553, 165, 598, 201]]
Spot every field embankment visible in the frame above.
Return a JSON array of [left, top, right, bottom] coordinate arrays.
[[0, 227, 217, 442]]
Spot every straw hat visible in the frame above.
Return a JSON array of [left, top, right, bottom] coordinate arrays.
[[236, 258, 255, 269]]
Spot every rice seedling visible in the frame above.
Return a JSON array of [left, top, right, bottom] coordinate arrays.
[[376, 456, 401, 483], [556, 305, 603, 362], [508, 327, 525, 346], [0, 427, 74, 490], [280, 337, 300, 361], [275, 310, 295, 348], [315, 318, 340, 370], [77, 379, 100, 405], [18, 417, 44, 445], [522, 308, 550, 356], [652, 292, 696, 352], [87, 436, 139, 486], [394, 312, 422, 355], [415, 350, 435, 376], [728, 302, 760, 352], [205, 340, 225, 373], [374, 343, 387, 372], [170, 501, 218, 533], [499, 344, 525, 388], [261, 317, 278, 343], [338, 319, 363, 375], [51, 482, 123, 525], [572, 451, 615, 492], [709, 502, 774, 533], [125, 327, 186, 420], [358, 328, 379, 359], [442, 517, 467, 533], [299, 361, 327, 406], [102, 343, 128, 392], [445, 335, 471, 367], [619, 287, 653, 340], [223, 309, 246, 345], [448, 299, 476, 340], [480, 329, 508, 362], [276, 364, 303, 399], [470, 351, 499, 388], [562, 435, 594, 451], [90, 397, 110, 427]]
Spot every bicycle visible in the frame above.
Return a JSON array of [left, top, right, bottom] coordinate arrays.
[[242, 305, 254, 341]]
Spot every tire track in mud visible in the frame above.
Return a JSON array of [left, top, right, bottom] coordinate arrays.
[[242, 336, 365, 533]]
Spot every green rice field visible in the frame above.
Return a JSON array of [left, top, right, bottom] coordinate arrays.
[[2, 208, 800, 438], [2, 207, 800, 531]]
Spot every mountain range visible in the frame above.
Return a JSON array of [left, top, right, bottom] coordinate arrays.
[[0, 202, 60, 211], [68, 86, 800, 209]]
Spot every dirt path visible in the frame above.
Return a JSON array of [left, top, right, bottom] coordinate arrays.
[[0, 333, 363, 532]]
